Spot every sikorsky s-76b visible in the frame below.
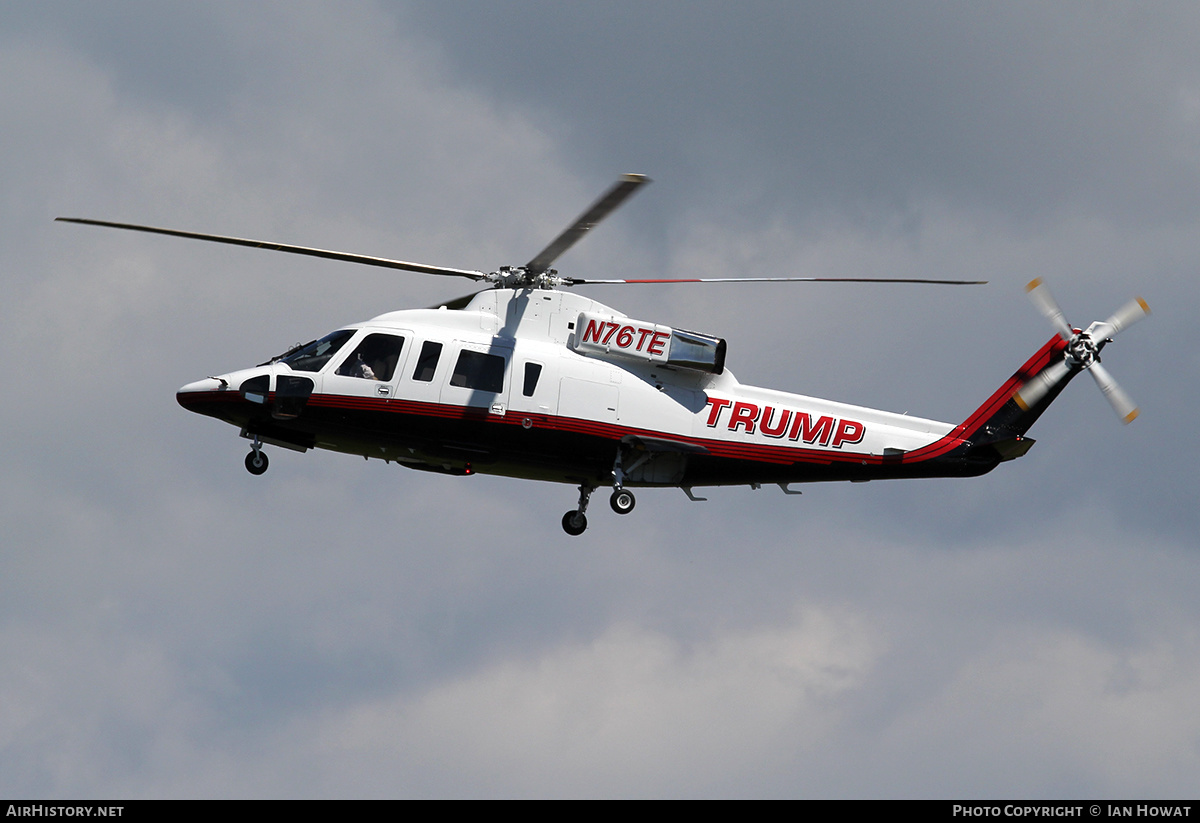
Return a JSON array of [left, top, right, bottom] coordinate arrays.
[[58, 175, 1149, 534]]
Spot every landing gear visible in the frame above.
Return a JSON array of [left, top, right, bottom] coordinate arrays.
[[245, 437, 268, 475], [245, 450, 269, 475], [610, 488, 636, 515], [609, 448, 637, 515], [562, 484, 594, 536], [561, 511, 587, 536], [559, 446, 646, 532]]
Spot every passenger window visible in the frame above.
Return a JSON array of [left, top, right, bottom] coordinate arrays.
[[522, 362, 542, 397], [412, 341, 443, 382], [450, 350, 505, 393], [335, 333, 405, 381]]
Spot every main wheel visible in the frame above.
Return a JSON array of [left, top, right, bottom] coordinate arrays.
[[562, 511, 587, 536], [245, 450, 269, 475], [609, 489, 636, 515]]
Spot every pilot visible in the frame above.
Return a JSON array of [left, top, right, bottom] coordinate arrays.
[[350, 351, 376, 380]]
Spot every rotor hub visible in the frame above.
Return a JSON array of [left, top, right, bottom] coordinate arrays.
[[1065, 332, 1099, 368], [485, 266, 563, 290]]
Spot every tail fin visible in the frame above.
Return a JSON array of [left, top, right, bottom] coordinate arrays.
[[902, 282, 1147, 472], [947, 335, 1076, 466], [898, 335, 1074, 471]]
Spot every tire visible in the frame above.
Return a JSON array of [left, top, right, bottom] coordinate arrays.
[[561, 511, 587, 536], [245, 450, 269, 475], [609, 489, 636, 515]]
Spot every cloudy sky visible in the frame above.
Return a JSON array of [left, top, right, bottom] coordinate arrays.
[[2, 1, 1198, 798]]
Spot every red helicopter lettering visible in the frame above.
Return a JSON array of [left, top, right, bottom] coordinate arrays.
[[704, 397, 864, 449], [832, 419, 865, 448], [647, 331, 670, 356], [789, 412, 834, 446], [729, 401, 759, 433], [581, 317, 670, 357], [704, 396, 733, 427], [760, 405, 791, 438], [580, 318, 608, 345]]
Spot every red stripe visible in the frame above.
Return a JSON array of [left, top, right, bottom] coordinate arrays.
[[180, 339, 1066, 470], [901, 335, 1065, 462], [614, 278, 703, 283]]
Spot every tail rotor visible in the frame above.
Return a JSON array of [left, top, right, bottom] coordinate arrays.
[[1014, 278, 1149, 423]]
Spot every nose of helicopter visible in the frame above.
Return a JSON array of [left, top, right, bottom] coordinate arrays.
[[176, 377, 230, 411]]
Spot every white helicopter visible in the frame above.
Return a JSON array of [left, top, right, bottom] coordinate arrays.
[[58, 174, 1149, 535]]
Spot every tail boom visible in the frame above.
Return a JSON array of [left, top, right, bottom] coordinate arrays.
[[900, 335, 1073, 469]]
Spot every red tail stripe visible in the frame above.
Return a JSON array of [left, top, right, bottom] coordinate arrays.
[[180, 337, 1066, 470], [901, 335, 1066, 462]]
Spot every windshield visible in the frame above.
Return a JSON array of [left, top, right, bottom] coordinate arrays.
[[277, 329, 356, 372]]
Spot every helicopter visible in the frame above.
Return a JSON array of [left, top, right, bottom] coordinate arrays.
[[58, 174, 1149, 535]]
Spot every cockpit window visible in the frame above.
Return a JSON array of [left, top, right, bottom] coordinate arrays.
[[279, 329, 355, 372], [335, 333, 405, 381]]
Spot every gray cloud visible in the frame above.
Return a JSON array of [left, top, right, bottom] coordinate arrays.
[[400, 1, 1200, 223]]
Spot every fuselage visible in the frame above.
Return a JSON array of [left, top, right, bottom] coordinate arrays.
[[177, 288, 1022, 489]]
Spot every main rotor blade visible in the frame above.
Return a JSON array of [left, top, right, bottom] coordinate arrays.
[[1089, 296, 1151, 341], [1025, 277, 1074, 341], [1013, 358, 1072, 411], [1088, 361, 1139, 423], [56, 217, 487, 281], [524, 174, 650, 276], [564, 276, 987, 285]]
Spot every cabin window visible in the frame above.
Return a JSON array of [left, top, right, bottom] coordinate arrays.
[[522, 362, 542, 397], [335, 333, 405, 381], [412, 341, 443, 382], [279, 329, 355, 373], [450, 350, 505, 393]]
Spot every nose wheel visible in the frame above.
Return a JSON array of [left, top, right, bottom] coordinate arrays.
[[245, 439, 269, 475]]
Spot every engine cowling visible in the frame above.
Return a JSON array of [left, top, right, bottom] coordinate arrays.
[[570, 312, 726, 374]]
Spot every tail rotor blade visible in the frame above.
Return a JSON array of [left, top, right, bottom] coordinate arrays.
[[1090, 296, 1151, 341], [1088, 361, 1139, 423], [1014, 357, 1072, 411], [1025, 278, 1074, 341]]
